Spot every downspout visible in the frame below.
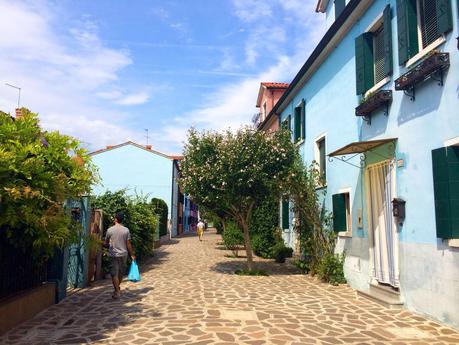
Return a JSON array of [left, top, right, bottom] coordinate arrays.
[[169, 160, 175, 240]]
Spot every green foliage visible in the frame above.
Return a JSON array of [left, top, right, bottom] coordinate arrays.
[[151, 198, 168, 237], [91, 191, 158, 263], [235, 269, 268, 276], [317, 253, 347, 285], [292, 259, 309, 274], [283, 158, 346, 284], [271, 241, 293, 263], [221, 221, 244, 257], [181, 127, 297, 270], [250, 194, 278, 258], [0, 109, 98, 256]]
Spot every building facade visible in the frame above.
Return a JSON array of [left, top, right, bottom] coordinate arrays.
[[90, 141, 182, 238], [253, 82, 289, 131], [263, 0, 459, 328]]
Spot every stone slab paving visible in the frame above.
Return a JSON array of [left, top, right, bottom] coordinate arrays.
[[2, 229, 459, 345]]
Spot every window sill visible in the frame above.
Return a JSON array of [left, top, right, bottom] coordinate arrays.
[[295, 139, 305, 146], [315, 184, 327, 191], [338, 231, 352, 238], [447, 239, 459, 248], [405, 36, 446, 68], [364, 76, 391, 99]]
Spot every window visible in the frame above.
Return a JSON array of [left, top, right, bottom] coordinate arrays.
[[432, 145, 459, 239], [282, 114, 291, 132], [355, 5, 393, 95], [262, 101, 267, 120], [294, 99, 305, 143], [335, 0, 345, 19], [281, 198, 289, 230], [396, 0, 453, 65], [315, 136, 326, 185], [332, 192, 352, 233]]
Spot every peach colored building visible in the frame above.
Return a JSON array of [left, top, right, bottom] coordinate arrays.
[[254, 82, 289, 132]]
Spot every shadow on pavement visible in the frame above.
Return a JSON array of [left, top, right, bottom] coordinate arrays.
[[210, 259, 301, 276]]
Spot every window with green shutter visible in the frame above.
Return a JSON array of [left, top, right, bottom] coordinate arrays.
[[294, 106, 301, 142], [301, 99, 306, 141], [432, 146, 459, 239], [355, 5, 393, 95], [282, 198, 290, 230], [333, 193, 350, 232], [396, 0, 453, 65], [335, 0, 345, 19]]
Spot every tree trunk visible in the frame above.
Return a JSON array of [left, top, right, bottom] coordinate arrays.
[[240, 218, 254, 271]]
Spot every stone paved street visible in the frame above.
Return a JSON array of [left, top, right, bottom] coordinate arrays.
[[2, 229, 459, 345]]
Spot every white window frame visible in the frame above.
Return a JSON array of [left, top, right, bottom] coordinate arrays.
[[314, 133, 327, 188], [362, 11, 391, 98], [338, 187, 352, 237], [262, 101, 267, 121], [406, 0, 447, 67]]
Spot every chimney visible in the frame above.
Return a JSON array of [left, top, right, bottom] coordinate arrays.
[[146, 145, 152, 150], [15, 108, 23, 120]]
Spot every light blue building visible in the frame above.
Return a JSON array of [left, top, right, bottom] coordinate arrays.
[[90, 141, 181, 238], [268, 0, 458, 328]]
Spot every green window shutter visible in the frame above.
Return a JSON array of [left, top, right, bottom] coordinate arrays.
[[294, 107, 301, 142], [432, 146, 459, 239], [282, 198, 289, 230], [383, 5, 393, 76], [301, 99, 306, 140], [335, 0, 346, 18], [448, 147, 459, 238], [396, 0, 419, 65], [436, 0, 453, 35], [355, 33, 374, 95], [332, 193, 347, 232]]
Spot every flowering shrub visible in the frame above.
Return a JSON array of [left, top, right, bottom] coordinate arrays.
[[180, 127, 297, 271], [0, 109, 97, 256]]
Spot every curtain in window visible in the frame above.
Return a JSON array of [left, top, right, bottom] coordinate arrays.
[[365, 160, 399, 287]]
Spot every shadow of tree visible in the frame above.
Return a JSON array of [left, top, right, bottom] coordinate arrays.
[[210, 258, 301, 276]]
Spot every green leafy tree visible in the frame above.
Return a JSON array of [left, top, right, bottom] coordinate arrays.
[[0, 108, 97, 255], [151, 198, 168, 237], [180, 127, 296, 271], [91, 191, 158, 263]]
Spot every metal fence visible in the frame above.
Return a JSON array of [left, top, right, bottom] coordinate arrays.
[[0, 234, 48, 300]]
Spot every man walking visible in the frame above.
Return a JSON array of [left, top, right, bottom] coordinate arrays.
[[197, 219, 205, 241], [104, 212, 135, 299]]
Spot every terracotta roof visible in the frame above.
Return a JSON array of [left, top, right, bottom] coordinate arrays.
[[170, 155, 184, 160], [260, 82, 289, 89], [89, 141, 179, 160]]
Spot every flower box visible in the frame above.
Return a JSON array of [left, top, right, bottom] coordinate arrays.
[[395, 52, 450, 91], [355, 90, 392, 118]]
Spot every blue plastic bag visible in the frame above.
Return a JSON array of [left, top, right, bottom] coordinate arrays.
[[127, 260, 141, 282]]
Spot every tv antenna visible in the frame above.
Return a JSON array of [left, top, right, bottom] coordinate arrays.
[[144, 129, 150, 146], [5, 83, 21, 108]]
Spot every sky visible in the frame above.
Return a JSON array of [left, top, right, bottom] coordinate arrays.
[[0, 0, 326, 155]]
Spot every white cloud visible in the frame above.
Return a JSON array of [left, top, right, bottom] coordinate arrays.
[[0, 0, 147, 150], [157, 0, 326, 153], [114, 91, 150, 106], [233, 0, 272, 22]]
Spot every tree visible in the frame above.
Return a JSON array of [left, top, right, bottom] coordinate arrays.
[[151, 198, 168, 237], [180, 127, 296, 270], [0, 108, 97, 256]]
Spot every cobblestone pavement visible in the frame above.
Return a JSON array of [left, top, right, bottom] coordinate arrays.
[[2, 229, 459, 345]]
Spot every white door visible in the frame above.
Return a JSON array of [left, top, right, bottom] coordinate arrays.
[[365, 160, 400, 288]]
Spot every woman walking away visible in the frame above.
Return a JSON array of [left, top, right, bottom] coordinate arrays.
[[197, 219, 205, 241]]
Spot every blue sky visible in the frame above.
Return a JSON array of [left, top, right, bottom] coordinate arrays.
[[0, 0, 325, 154]]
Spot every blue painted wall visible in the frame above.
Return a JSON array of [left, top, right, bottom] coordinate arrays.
[[279, 0, 459, 327], [91, 144, 174, 221]]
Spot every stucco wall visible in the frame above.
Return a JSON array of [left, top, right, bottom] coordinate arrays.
[[279, 0, 459, 328], [91, 144, 174, 220]]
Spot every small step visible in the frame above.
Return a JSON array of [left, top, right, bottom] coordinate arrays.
[[356, 283, 404, 309]]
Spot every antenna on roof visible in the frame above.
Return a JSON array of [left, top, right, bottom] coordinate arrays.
[[144, 129, 150, 146], [5, 83, 21, 108]]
